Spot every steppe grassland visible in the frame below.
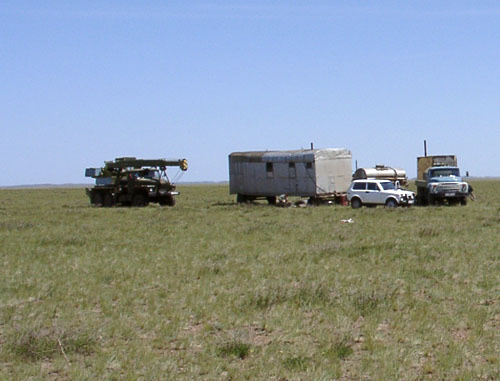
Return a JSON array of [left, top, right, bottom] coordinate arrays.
[[0, 180, 498, 380]]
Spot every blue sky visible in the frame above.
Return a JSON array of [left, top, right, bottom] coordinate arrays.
[[1, 1, 499, 185]]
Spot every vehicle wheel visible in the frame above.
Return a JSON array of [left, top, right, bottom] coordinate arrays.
[[132, 193, 146, 207], [159, 195, 175, 206], [351, 198, 362, 209], [308, 197, 320, 206], [417, 192, 428, 206], [92, 192, 103, 207], [427, 194, 435, 205], [236, 194, 247, 203], [165, 195, 175, 206], [267, 196, 276, 205], [460, 198, 467, 206], [103, 192, 114, 207], [385, 198, 398, 208]]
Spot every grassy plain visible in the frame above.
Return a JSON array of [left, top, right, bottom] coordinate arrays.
[[0, 180, 499, 380]]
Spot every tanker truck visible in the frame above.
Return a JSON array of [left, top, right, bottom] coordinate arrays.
[[85, 157, 188, 207], [353, 165, 408, 187]]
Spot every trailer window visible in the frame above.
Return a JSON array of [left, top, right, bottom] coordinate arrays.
[[266, 162, 274, 177], [289, 162, 296, 178]]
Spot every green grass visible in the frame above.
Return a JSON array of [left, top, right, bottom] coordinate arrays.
[[0, 180, 499, 379], [217, 340, 251, 359]]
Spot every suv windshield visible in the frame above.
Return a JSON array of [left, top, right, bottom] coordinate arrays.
[[429, 168, 460, 177], [380, 182, 396, 190]]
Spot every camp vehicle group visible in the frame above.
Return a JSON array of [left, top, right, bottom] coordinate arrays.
[[85, 141, 472, 208]]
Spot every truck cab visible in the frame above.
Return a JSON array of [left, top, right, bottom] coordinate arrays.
[[416, 156, 469, 205], [423, 166, 469, 204]]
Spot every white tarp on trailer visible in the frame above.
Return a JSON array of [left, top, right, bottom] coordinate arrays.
[[229, 148, 352, 197]]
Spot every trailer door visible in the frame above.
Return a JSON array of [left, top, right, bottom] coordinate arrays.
[[288, 162, 297, 194], [328, 176, 335, 193]]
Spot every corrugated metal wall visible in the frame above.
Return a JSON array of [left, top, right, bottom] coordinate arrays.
[[229, 149, 352, 197]]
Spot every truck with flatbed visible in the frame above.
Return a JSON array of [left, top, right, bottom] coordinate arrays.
[[85, 157, 188, 207], [415, 155, 469, 206]]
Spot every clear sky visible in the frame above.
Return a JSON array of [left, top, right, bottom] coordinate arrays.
[[1, 0, 499, 186]]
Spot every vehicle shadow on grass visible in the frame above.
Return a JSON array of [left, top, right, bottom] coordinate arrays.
[[211, 201, 276, 208], [211, 202, 236, 207]]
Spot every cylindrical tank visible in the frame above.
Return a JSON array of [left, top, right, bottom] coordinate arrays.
[[353, 165, 407, 185]]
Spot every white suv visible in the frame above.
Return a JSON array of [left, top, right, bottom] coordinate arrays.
[[347, 179, 415, 208]]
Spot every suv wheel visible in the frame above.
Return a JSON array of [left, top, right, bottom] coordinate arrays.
[[385, 198, 398, 208], [351, 198, 362, 209]]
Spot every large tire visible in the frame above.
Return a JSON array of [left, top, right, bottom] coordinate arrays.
[[460, 198, 467, 206], [159, 195, 175, 206], [92, 192, 103, 207], [385, 198, 398, 208], [103, 192, 114, 207], [132, 193, 147, 207], [165, 195, 175, 206], [308, 197, 321, 206], [427, 194, 435, 206], [267, 196, 277, 205], [417, 188, 428, 206], [351, 197, 362, 209]]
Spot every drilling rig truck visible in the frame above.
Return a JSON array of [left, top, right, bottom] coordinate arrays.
[[85, 157, 188, 207]]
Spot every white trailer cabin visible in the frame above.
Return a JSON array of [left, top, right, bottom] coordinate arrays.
[[229, 148, 352, 203]]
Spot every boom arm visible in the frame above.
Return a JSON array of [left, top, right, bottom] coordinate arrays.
[[104, 157, 188, 171]]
